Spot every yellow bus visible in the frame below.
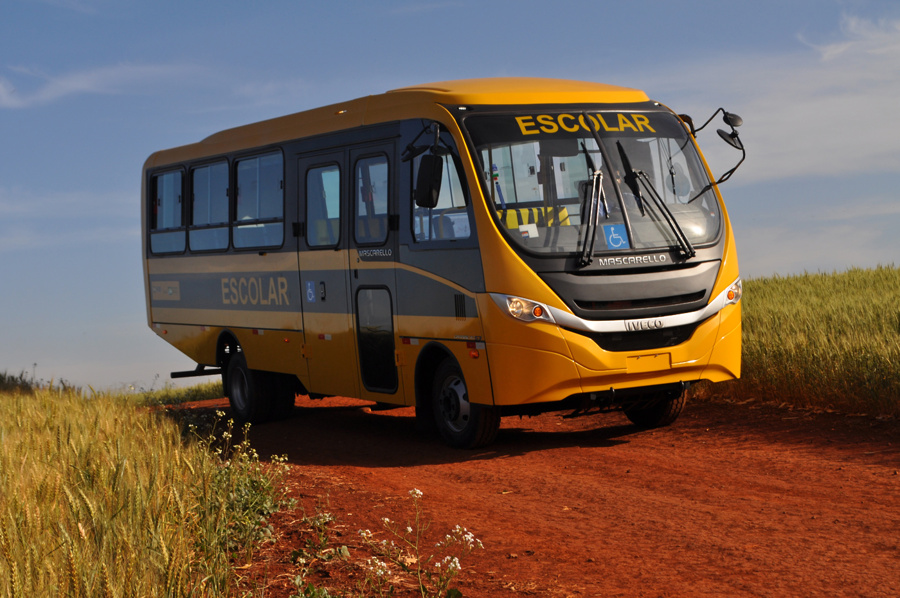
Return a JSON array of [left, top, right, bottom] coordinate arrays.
[[142, 78, 745, 448]]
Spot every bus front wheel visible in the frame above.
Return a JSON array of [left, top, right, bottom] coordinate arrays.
[[225, 352, 271, 424], [623, 388, 685, 429], [432, 359, 500, 449]]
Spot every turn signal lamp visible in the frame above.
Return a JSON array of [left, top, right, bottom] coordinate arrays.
[[491, 294, 556, 323], [725, 279, 743, 305]]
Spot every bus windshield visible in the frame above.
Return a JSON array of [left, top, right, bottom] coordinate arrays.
[[464, 110, 721, 259]]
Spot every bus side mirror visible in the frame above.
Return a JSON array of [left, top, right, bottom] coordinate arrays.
[[714, 111, 745, 184], [717, 128, 744, 150], [414, 154, 443, 208]]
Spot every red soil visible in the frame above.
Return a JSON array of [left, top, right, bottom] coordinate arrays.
[[183, 395, 900, 597]]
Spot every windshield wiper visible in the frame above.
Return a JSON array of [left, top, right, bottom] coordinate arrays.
[[615, 142, 646, 217], [578, 113, 630, 267], [578, 142, 608, 266], [577, 142, 609, 267], [578, 166, 604, 268], [616, 141, 696, 259], [580, 142, 609, 219]]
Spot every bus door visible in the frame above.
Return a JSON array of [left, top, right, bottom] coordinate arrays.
[[349, 143, 403, 402], [297, 151, 360, 398]]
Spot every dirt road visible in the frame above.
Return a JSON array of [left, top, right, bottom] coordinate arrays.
[[223, 395, 899, 597]]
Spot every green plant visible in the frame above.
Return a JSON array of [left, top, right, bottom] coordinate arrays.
[[0, 370, 35, 393], [136, 379, 224, 407], [290, 575, 341, 598], [358, 489, 483, 598], [190, 412, 294, 565], [0, 366, 79, 394], [289, 506, 350, 595]]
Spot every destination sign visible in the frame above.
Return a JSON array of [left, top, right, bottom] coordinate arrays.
[[515, 113, 656, 136], [465, 110, 687, 146]]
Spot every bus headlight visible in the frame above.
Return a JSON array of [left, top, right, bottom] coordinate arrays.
[[491, 294, 556, 323], [725, 279, 742, 305]]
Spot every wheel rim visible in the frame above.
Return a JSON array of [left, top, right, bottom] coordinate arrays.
[[437, 374, 470, 433]]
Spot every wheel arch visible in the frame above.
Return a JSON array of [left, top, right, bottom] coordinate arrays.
[[216, 330, 241, 369], [414, 341, 457, 409]]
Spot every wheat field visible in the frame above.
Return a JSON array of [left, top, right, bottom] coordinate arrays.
[[0, 384, 288, 597], [709, 265, 900, 417]]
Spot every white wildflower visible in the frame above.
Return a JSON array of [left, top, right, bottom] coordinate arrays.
[[366, 557, 390, 577], [436, 555, 461, 572]]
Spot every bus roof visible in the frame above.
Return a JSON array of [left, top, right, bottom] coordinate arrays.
[[144, 78, 651, 169], [386, 77, 649, 105]]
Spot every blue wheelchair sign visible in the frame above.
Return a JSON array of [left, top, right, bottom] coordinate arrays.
[[603, 224, 630, 250]]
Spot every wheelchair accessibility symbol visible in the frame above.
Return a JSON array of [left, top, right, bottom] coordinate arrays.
[[603, 224, 630, 250]]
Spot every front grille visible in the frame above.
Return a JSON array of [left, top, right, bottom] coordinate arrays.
[[574, 322, 701, 352], [574, 291, 705, 312]]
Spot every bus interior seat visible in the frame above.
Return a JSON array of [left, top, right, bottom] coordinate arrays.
[[499, 206, 570, 229], [356, 214, 387, 244], [313, 218, 339, 246]]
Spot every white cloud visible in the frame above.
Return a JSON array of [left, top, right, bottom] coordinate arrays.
[[0, 62, 201, 109], [0, 187, 132, 218], [730, 187, 900, 277], [0, 187, 137, 252], [643, 15, 900, 185], [0, 224, 139, 253], [735, 219, 899, 278], [816, 193, 900, 221]]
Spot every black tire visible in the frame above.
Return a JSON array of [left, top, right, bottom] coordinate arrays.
[[432, 358, 500, 449], [623, 388, 686, 429], [225, 351, 272, 424]]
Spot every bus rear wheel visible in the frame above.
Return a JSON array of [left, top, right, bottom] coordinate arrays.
[[225, 352, 271, 424], [432, 359, 500, 449], [623, 388, 686, 429]]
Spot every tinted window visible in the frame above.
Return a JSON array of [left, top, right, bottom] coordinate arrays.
[[355, 155, 389, 245], [356, 287, 397, 392], [412, 153, 470, 242], [150, 170, 185, 254], [306, 164, 341, 248], [234, 152, 284, 248], [190, 161, 229, 251]]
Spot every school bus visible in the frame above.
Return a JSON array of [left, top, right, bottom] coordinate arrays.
[[142, 78, 745, 448]]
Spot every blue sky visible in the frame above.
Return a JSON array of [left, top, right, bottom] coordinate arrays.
[[1, 0, 899, 389]]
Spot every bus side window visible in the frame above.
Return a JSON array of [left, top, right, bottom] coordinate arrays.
[[149, 170, 185, 254], [355, 155, 389, 245], [306, 164, 341, 248], [190, 160, 229, 251], [234, 152, 284, 249], [412, 153, 469, 242]]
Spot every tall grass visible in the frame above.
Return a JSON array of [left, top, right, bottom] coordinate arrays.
[[136, 379, 224, 407], [0, 385, 290, 597], [710, 265, 900, 417]]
